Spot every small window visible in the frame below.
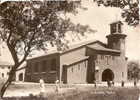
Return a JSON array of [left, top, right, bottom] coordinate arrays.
[[2, 73, 4, 78], [71, 67, 73, 72], [78, 64, 80, 70]]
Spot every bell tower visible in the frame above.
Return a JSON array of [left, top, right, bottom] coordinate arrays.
[[106, 21, 127, 56]]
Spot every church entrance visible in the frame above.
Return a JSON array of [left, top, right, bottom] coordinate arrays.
[[102, 69, 114, 81]]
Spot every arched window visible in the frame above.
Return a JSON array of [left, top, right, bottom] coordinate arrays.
[[19, 73, 23, 81]]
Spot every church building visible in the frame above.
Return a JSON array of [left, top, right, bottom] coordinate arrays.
[[25, 21, 127, 84]]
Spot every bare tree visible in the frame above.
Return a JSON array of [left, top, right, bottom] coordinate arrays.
[[0, 1, 94, 97]]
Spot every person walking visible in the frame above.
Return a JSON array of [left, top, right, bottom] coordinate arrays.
[[55, 80, 59, 93], [39, 78, 45, 96]]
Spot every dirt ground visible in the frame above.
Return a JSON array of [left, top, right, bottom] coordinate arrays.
[[3, 81, 140, 97]]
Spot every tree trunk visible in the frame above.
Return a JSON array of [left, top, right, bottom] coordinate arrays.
[[0, 69, 15, 98], [0, 80, 11, 98]]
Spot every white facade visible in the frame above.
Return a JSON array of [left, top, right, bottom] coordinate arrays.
[[0, 65, 11, 79], [15, 61, 26, 82], [0, 42, 14, 80]]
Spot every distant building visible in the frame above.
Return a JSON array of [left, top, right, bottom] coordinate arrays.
[[25, 21, 127, 84], [0, 42, 14, 80], [15, 61, 26, 82], [0, 61, 12, 80]]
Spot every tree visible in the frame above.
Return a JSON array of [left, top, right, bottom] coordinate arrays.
[[127, 61, 140, 80], [0, 1, 94, 97], [94, 0, 139, 26]]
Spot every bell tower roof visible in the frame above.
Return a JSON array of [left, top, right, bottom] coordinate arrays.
[[107, 21, 126, 38], [110, 21, 123, 34], [106, 21, 127, 52]]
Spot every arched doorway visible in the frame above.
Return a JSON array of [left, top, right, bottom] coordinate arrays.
[[102, 69, 114, 81], [19, 73, 23, 81]]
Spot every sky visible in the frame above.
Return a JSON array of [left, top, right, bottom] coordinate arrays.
[[0, 0, 139, 64], [65, 0, 140, 61]]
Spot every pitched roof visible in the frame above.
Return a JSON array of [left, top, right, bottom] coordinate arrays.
[[27, 49, 59, 60], [0, 61, 13, 66], [0, 42, 14, 66], [87, 43, 120, 53], [63, 55, 89, 66], [27, 40, 105, 60], [60, 40, 107, 55]]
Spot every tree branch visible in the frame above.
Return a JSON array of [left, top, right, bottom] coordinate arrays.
[[7, 43, 19, 65], [19, 31, 36, 65], [7, 31, 12, 44]]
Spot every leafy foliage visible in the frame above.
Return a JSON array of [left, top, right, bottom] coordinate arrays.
[[0, 1, 95, 97], [127, 61, 140, 80], [94, 0, 139, 26]]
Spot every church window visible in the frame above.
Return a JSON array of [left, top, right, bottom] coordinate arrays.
[[71, 67, 73, 72], [51, 59, 56, 71], [107, 56, 109, 65], [78, 64, 80, 70], [98, 55, 100, 59], [34, 62, 39, 73], [111, 24, 117, 33], [101, 55, 104, 59], [118, 24, 122, 33], [28, 65, 31, 72], [41, 60, 47, 72], [112, 56, 115, 60]]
